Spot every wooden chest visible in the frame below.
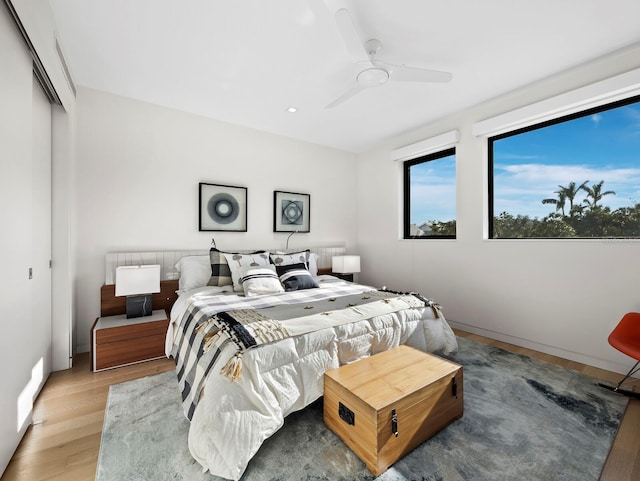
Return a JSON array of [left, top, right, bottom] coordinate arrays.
[[324, 345, 463, 476]]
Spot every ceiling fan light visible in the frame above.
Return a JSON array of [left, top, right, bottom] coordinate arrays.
[[356, 67, 389, 87]]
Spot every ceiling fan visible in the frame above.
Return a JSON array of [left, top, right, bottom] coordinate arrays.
[[326, 7, 453, 109]]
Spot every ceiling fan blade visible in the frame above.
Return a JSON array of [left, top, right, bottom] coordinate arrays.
[[325, 84, 366, 109], [388, 64, 453, 83], [334, 8, 367, 59]]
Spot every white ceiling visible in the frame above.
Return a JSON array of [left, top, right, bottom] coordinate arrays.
[[49, 0, 640, 153]]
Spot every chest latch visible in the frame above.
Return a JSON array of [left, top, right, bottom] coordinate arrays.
[[391, 408, 398, 437]]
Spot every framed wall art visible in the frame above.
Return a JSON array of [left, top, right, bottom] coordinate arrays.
[[199, 183, 247, 231], [273, 190, 310, 233]]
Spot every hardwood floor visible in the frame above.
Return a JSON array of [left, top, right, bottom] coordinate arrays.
[[1, 355, 174, 481], [1, 332, 638, 481]]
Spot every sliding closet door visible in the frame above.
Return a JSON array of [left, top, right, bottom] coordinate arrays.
[[0, 5, 52, 475], [32, 77, 53, 377], [0, 6, 33, 476]]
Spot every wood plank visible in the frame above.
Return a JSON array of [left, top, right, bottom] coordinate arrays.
[[100, 280, 178, 317], [324, 346, 463, 475], [94, 333, 167, 370], [599, 397, 640, 480], [95, 319, 169, 344], [2, 331, 638, 481], [1, 353, 174, 481]]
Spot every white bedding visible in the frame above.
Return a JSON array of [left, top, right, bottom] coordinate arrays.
[[167, 276, 458, 480]]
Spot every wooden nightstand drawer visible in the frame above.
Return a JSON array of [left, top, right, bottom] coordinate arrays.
[[95, 318, 169, 344], [94, 333, 167, 371], [91, 310, 169, 371]]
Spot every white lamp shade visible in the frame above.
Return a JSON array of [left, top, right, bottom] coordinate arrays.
[[115, 265, 161, 296], [332, 255, 361, 274]]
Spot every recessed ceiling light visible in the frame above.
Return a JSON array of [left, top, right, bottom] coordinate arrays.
[[286, 107, 297, 113]]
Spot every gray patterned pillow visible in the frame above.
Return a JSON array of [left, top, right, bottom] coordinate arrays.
[[270, 250, 311, 269], [223, 251, 271, 292], [207, 248, 266, 287], [207, 248, 233, 287]]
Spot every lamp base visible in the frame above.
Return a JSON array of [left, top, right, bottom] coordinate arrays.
[[126, 294, 153, 319], [332, 273, 354, 282]]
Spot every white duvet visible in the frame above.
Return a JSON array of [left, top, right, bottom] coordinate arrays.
[[167, 277, 458, 480]]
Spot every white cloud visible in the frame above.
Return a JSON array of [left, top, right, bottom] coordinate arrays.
[[493, 163, 640, 217], [411, 183, 456, 222], [497, 163, 640, 186]]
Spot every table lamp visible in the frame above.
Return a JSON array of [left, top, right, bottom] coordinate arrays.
[[332, 255, 361, 281], [115, 265, 161, 318]]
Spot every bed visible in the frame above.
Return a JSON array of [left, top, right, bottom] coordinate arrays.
[[152, 247, 458, 480]]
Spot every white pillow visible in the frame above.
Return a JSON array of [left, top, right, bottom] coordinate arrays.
[[175, 255, 211, 293], [308, 252, 319, 277], [239, 265, 284, 297], [223, 251, 271, 292]]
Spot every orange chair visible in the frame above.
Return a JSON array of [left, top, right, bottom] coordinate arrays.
[[598, 312, 640, 399]]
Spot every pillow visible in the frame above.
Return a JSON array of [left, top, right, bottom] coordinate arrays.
[[276, 263, 319, 291], [207, 247, 266, 287], [223, 251, 271, 292], [271, 250, 319, 276], [207, 248, 233, 287], [239, 265, 284, 297], [175, 255, 212, 292], [308, 252, 319, 277]]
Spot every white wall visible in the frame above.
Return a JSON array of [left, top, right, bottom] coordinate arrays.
[[356, 43, 640, 375], [74, 87, 358, 352]]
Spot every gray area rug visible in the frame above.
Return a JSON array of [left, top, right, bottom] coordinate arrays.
[[96, 337, 628, 481]]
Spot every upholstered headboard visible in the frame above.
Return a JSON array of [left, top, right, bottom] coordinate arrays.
[[104, 246, 347, 284]]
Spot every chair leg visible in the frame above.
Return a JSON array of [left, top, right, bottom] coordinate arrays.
[[598, 359, 640, 399]]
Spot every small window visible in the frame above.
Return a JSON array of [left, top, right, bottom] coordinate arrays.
[[403, 148, 456, 239], [489, 95, 640, 239]]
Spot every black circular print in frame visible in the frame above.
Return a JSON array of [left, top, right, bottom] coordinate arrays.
[[208, 192, 239, 224]]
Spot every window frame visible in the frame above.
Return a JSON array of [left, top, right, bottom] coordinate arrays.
[[488, 93, 640, 239], [403, 147, 456, 240]]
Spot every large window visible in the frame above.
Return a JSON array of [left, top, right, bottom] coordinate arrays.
[[403, 147, 456, 239], [489, 95, 640, 239]]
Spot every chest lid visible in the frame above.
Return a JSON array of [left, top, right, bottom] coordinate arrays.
[[325, 345, 461, 411]]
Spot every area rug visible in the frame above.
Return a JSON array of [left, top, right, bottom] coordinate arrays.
[[96, 337, 628, 481]]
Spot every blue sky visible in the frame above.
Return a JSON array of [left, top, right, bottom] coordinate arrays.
[[493, 100, 640, 219], [410, 99, 640, 225], [409, 154, 456, 224]]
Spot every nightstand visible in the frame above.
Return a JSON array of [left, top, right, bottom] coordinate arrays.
[[91, 309, 169, 371], [317, 267, 354, 282]]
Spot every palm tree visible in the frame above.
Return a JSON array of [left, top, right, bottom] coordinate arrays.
[[542, 181, 590, 217], [542, 190, 567, 216], [563, 181, 590, 216], [582, 180, 615, 210]]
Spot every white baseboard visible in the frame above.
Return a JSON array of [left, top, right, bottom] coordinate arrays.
[[448, 319, 630, 376]]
